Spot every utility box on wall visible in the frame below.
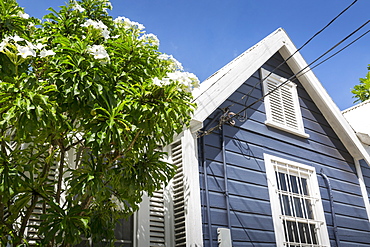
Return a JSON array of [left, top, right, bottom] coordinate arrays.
[[217, 228, 232, 247]]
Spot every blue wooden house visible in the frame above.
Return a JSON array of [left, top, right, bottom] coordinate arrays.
[[162, 28, 370, 247], [70, 28, 370, 247]]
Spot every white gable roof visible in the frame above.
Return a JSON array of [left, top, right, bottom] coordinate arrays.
[[343, 100, 370, 137], [192, 28, 370, 165], [343, 100, 370, 156]]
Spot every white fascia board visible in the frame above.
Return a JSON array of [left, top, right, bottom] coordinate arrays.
[[278, 38, 370, 166], [192, 28, 288, 123]]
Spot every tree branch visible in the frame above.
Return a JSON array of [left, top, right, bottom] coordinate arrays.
[[16, 193, 39, 246]]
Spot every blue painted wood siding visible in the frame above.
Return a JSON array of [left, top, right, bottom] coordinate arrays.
[[199, 52, 370, 247]]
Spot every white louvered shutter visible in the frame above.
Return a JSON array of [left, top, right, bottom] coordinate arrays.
[[149, 188, 166, 246], [266, 78, 298, 130], [171, 141, 186, 247], [262, 68, 308, 138]]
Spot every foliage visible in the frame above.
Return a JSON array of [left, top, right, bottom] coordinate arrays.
[[351, 65, 370, 103], [0, 0, 198, 246]]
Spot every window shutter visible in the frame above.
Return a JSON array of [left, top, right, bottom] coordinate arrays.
[[171, 141, 186, 247], [26, 201, 43, 242], [266, 78, 298, 130], [262, 68, 309, 138], [149, 188, 166, 246], [26, 163, 58, 243]]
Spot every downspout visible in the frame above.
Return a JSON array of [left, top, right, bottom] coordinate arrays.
[[320, 169, 341, 247], [201, 136, 213, 247], [221, 126, 232, 231]]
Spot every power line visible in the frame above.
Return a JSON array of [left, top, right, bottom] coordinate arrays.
[[197, 21, 370, 138], [225, 0, 359, 111], [309, 29, 370, 72], [234, 20, 370, 118], [207, 164, 256, 246]]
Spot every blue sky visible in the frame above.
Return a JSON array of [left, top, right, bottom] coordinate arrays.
[[17, 0, 370, 110]]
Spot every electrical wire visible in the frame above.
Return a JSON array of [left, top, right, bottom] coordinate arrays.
[[309, 29, 370, 71], [207, 164, 256, 247], [234, 21, 369, 118], [197, 21, 370, 138], [224, 0, 359, 111]]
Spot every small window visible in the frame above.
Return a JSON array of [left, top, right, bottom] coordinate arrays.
[[74, 216, 134, 247], [261, 68, 309, 138], [264, 154, 330, 247]]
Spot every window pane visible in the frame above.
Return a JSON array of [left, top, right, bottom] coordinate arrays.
[[305, 199, 314, 219], [280, 194, 292, 216], [78, 216, 134, 247], [276, 172, 288, 191], [115, 217, 133, 241], [293, 197, 303, 218], [301, 177, 308, 195], [283, 221, 318, 245], [284, 221, 299, 243], [289, 175, 299, 194]]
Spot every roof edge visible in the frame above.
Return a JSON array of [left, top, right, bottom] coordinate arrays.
[[191, 28, 370, 166], [342, 99, 370, 114]]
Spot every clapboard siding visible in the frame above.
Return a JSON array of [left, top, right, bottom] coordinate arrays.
[[204, 142, 359, 183], [199, 52, 370, 246]]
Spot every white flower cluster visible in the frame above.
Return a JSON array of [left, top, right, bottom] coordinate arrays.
[[139, 33, 159, 47], [158, 54, 184, 71], [17, 11, 29, 19], [113, 16, 161, 49], [72, 1, 85, 12], [113, 16, 145, 30], [153, 71, 200, 92], [81, 19, 110, 39], [87, 44, 110, 60], [0, 35, 55, 58]]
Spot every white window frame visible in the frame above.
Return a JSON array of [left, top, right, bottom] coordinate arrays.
[[264, 154, 330, 247], [261, 68, 309, 138]]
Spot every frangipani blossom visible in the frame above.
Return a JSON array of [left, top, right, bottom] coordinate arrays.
[[26, 40, 46, 50], [0, 42, 7, 52], [139, 33, 159, 47], [153, 71, 200, 92], [167, 71, 200, 90], [114, 16, 144, 30], [152, 77, 170, 87], [72, 3, 85, 12], [16, 45, 36, 58], [158, 54, 184, 71], [101, 29, 110, 40], [81, 19, 110, 39], [40, 49, 56, 58], [87, 45, 110, 60], [35, 43, 46, 50], [17, 11, 29, 19], [11, 35, 24, 42], [0, 37, 11, 52]]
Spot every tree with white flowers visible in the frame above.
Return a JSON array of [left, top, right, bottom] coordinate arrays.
[[0, 0, 198, 246]]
